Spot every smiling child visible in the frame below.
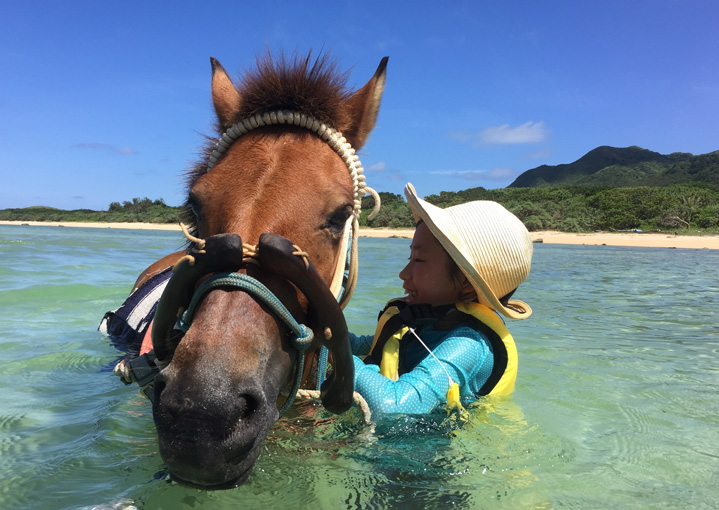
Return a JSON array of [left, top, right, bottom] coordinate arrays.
[[349, 183, 533, 415]]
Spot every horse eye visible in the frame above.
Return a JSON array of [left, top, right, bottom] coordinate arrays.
[[188, 197, 202, 221], [324, 205, 352, 235]]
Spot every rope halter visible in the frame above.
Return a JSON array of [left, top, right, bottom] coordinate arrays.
[[117, 112, 382, 422], [207, 110, 380, 221]]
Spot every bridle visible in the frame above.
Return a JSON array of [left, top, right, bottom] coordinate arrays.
[[157, 230, 354, 414], [115, 110, 380, 416]]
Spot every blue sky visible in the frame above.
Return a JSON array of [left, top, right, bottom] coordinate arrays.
[[2, 1, 717, 209]]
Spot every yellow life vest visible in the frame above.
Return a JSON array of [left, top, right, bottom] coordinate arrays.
[[366, 300, 518, 397]]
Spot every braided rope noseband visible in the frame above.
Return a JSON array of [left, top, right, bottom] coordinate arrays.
[[207, 110, 379, 220]]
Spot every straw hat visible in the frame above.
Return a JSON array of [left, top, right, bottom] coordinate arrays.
[[404, 183, 533, 319]]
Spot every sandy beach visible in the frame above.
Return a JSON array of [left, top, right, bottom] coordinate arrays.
[[2, 220, 718, 250], [362, 228, 719, 250]]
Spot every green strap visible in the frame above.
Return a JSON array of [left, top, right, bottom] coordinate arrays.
[[179, 272, 314, 416]]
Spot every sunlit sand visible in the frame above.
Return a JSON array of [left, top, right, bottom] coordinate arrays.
[[2, 221, 718, 249]]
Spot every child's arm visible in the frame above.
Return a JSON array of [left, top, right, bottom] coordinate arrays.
[[352, 328, 494, 415], [348, 332, 374, 356]]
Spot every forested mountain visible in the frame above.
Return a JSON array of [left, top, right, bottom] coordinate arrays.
[[509, 146, 719, 188]]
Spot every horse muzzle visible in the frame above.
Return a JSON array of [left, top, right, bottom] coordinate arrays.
[[152, 359, 275, 489]]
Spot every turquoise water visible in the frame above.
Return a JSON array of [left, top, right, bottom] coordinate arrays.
[[0, 225, 717, 509]]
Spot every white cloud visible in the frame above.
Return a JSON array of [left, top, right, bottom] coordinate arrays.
[[479, 121, 548, 144], [449, 121, 549, 146], [365, 161, 387, 172], [486, 167, 517, 179]]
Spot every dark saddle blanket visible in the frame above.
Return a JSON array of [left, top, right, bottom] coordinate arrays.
[[98, 266, 172, 347]]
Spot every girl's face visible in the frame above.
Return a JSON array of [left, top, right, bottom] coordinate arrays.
[[399, 222, 465, 306]]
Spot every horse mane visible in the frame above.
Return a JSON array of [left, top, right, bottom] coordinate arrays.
[[183, 51, 354, 232]]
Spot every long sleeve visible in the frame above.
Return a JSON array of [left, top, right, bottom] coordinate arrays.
[[349, 332, 374, 356], [352, 325, 494, 415]]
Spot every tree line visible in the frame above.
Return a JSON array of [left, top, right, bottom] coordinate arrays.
[[0, 198, 180, 224], [361, 183, 719, 233], [2, 183, 718, 233]]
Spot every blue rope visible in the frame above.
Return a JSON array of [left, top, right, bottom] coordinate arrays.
[[180, 272, 313, 346], [179, 272, 314, 416], [315, 346, 329, 390]]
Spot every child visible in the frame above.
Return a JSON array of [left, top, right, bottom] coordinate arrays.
[[350, 183, 533, 415]]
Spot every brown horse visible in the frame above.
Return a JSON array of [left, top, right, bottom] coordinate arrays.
[[125, 53, 387, 488]]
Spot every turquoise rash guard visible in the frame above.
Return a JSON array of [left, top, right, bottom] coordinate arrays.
[[349, 323, 494, 415]]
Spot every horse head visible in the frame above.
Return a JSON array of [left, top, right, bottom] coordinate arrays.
[[148, 53, 387, 488]]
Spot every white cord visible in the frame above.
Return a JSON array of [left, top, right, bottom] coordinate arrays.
[[408, 327, 455, 386]]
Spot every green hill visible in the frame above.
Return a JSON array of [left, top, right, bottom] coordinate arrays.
[[509, 146, 719, 188]]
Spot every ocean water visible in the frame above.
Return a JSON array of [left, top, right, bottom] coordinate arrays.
[[0, 224, 717, 509]]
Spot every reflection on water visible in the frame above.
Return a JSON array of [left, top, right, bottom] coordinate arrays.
[[0, 226, 718, 509]]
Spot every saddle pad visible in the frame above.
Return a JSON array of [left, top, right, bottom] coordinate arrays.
[[98, 266, 172, 346]]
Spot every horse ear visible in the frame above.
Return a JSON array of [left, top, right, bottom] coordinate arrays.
[[211, 57, 240, 127], [343, 57, 388, 149]]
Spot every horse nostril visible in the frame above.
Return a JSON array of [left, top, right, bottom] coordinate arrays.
[[237, 394, 258, 420], [152, 372, 167, 401]]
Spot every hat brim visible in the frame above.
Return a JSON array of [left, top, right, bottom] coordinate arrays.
[[404, 183, 532, 319]]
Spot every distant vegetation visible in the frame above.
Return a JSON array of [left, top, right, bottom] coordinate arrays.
[[361, 183, 719, 233], [0, 198, 182, 224], [3, 186, 718, 234], [360, 145, 719, 233], [2, 146, 718, 234]]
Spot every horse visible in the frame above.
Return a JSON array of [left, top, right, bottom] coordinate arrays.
[[112, 53, 388, 489]]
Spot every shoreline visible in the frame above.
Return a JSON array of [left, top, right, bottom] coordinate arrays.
[[2, 220, 718, 250]]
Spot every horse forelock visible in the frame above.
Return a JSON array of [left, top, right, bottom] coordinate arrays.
[[236, 51, 353, 133]]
